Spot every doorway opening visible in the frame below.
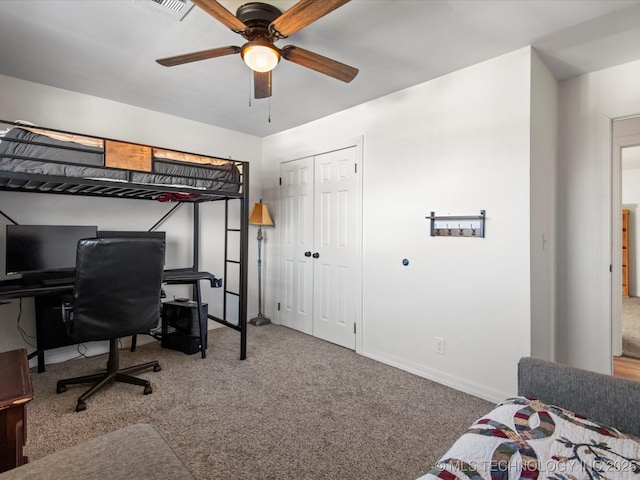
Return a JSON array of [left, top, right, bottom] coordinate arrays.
[[612, 116, 640, 380]]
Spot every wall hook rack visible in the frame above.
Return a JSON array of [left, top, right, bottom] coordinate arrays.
[[427, 210, 485, 238]]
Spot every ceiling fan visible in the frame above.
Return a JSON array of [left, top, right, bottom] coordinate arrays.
[[156, 0, 359, 99]]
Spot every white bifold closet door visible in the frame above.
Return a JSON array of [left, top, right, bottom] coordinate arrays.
[[280, 146, 360, 350]]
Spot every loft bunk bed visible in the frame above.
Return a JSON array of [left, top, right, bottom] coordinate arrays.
[[0, 119, 249, 363]]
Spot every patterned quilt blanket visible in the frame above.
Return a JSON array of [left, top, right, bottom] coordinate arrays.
[[418, 397, 640, 480]]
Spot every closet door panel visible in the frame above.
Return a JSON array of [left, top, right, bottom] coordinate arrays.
[[312, 148, 358, 349], [279, 157, 314, 334], [279, 146, 360, 350]]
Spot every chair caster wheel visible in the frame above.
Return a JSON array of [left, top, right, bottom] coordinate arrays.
[[75, 402, 86, 412], [57, 385, 66, 394], [144, 385, 153, 395], [154, 364, 161, 372]]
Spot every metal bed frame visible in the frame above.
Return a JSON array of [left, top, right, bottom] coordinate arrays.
[[0, 120, 249, 362]]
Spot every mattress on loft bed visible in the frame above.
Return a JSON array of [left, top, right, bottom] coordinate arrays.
[[0, 125, 122, 179], [134, 149, 241, 192], [0, 126, 241, 193]]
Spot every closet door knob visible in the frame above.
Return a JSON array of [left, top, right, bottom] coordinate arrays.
[[304, 251, 312, 257], [312, 252, 320, 259]]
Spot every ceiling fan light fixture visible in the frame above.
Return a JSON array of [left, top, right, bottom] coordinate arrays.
[[241, 41, 280, 73]]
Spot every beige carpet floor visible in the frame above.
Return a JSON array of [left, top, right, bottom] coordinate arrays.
[[623, 296, 640, 359], [25, 324, 493, 480]]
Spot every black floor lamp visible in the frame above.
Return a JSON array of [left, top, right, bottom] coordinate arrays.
[[249, 199, 274, 326]]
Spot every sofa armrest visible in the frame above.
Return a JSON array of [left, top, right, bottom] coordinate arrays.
[[0, 423, 195, 480], [518, 357, 640, 437]]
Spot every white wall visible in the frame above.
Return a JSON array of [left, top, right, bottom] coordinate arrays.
[[262, 47, 536, 401], [0, 74, 263, 365], [529, 50, 558, 360], [557, 58, 640, 373]]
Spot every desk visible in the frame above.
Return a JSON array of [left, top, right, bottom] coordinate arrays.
[[0, 270, 219, 371], [0, 281, 75, 373], [0, 282, 73, 300], [0, 349, 33, 473], [0, 270, 219, 299], [163, 269, 220, 288]]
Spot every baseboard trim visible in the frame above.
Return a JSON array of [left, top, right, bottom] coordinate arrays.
[[361, 349, 508, 403]]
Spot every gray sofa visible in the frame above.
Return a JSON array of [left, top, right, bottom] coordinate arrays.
[[518, 356, 640, 437], [0, 423, 195, 480], [417, 357, 640, 480]]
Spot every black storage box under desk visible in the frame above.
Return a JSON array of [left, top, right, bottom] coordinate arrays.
[[161, 301, 208, 355]]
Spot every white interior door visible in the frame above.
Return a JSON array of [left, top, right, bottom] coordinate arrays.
[[279, 146, 361, 350], [312, 148, 359, 349], [280, 156, 314, 335]]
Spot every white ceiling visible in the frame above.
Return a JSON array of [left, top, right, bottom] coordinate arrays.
[[1, 0, 640, 137]]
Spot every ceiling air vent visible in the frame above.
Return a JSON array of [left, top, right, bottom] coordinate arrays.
[[147, 0, 194, 20], [151, 0, 186, 12]]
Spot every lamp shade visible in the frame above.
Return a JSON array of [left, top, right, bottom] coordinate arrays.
[[249, 201, 274, 226], [241, 41, 280, 73]]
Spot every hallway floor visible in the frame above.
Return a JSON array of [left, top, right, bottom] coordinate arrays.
[[614, 355, 640, 381]]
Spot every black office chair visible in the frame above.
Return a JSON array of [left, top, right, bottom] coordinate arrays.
[[56, 237, 165, 412]]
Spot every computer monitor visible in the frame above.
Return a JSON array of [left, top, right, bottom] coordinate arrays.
[[5, 225, 98, 275], [98, 230, 166, 241]]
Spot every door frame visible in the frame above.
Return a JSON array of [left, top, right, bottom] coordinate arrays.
[[277, 136, 364, 353], [612, 117, 640, 357]]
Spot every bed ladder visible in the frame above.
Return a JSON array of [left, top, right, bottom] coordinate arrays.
[[214, 197, 248, 359]]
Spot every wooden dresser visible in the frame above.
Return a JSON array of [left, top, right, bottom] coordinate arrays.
[[0, 349, 33, 473]]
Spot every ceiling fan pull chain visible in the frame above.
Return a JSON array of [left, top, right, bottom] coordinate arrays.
[[268, 97, 271, 123], [248, 73, 253, 107]]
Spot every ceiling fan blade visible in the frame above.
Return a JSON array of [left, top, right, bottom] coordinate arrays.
[[156, 46, 241, 67], [254, 71, 272, 99], [281, 46, 358, 83], [191, 0, 247, 33], [269, 0, 351, 38]]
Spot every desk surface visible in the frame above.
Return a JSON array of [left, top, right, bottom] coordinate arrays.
[[0, 270, 219, 300], [0, 283, 72, 300], [163, 270, 218, 286]]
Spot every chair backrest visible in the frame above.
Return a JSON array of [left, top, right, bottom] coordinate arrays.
[[70, 237, 165, 342]]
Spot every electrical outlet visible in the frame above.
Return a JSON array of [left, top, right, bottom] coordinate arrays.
[[435, 337, 445, 355]]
